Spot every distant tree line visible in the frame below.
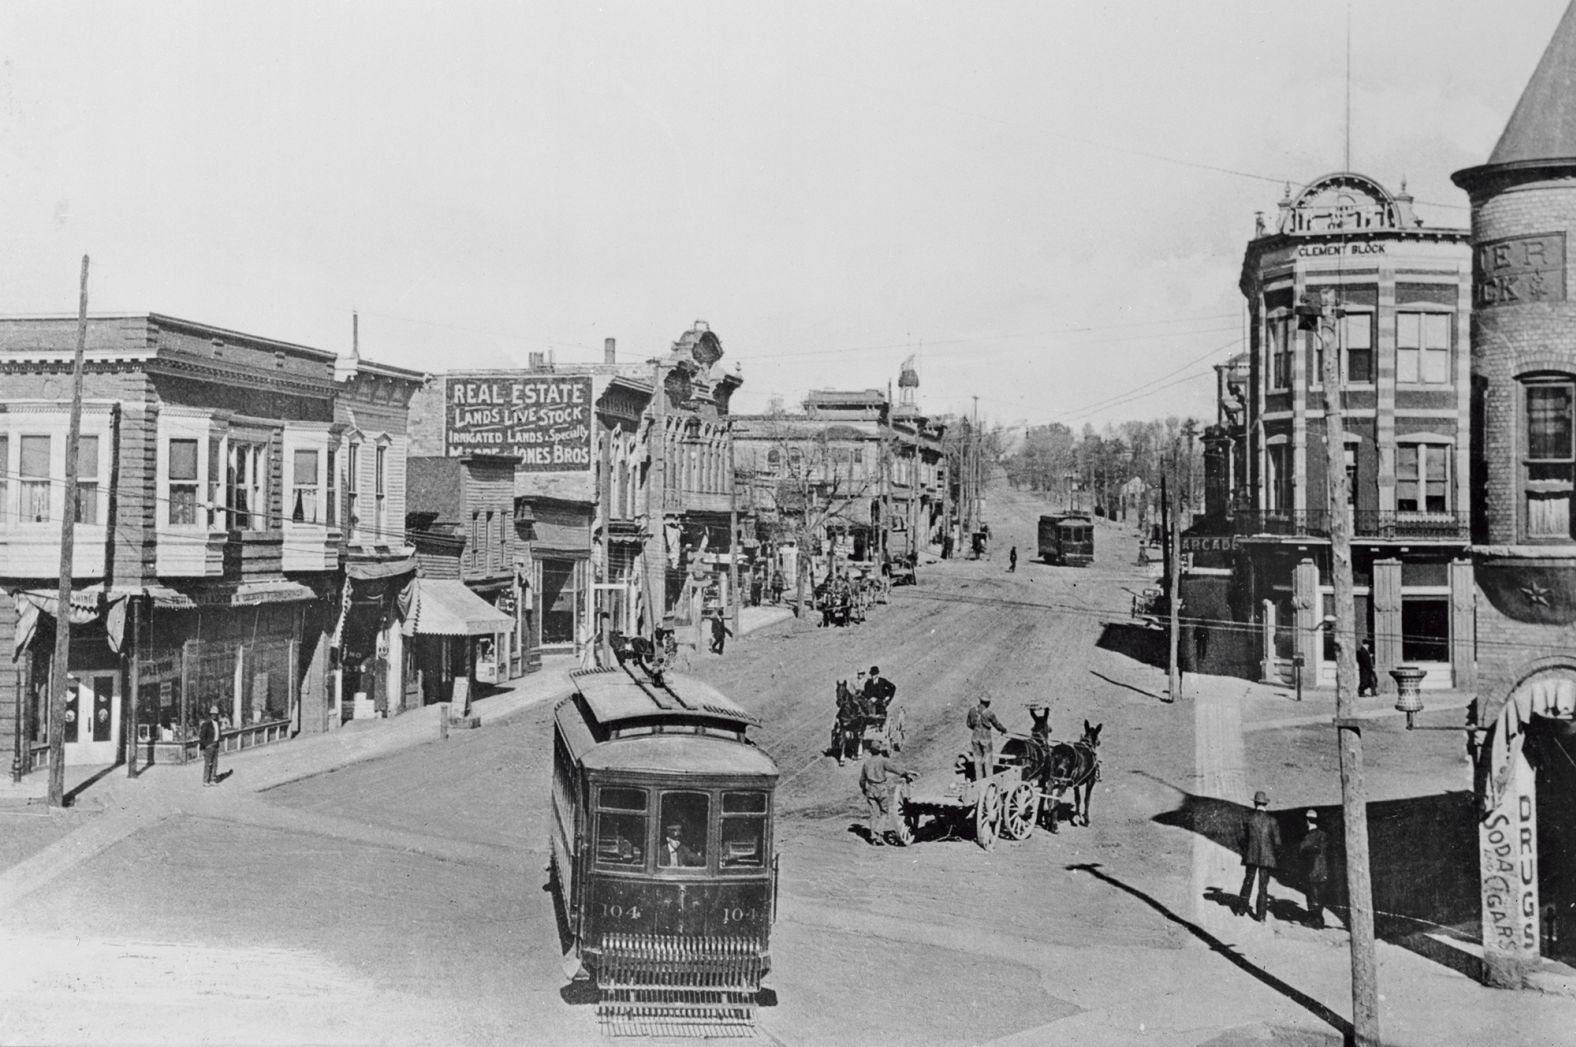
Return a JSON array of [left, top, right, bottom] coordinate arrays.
[[999, 416, 1205, 523]]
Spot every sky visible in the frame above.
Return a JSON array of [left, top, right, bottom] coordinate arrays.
[[0, 1, 1568, 433]]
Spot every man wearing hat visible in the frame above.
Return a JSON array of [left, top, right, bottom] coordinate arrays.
[[1237, 790, 1283, 921], [1298, 808, 1331, 928], [965, 691, 1009, 781], [658, 822, 704, 868], [859, 738, 916, 845], [198, 704, 223, 787], [862, 666, 896, 717]]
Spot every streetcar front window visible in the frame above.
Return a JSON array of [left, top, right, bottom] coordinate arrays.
[[720, 791, 768, 868], [657, 792, 710, 869], [595, 786, 647, 868]]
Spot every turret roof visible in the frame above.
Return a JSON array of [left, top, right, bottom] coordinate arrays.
[[1487, 0, 1576, 168]]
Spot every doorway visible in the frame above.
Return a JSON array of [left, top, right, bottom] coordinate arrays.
[[1529, 715, 1576, 965], [65, 671, 120, 766]]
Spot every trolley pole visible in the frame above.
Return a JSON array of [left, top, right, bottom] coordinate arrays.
[[48, 255, 90, 809], [1305, 288, 1380, 1046]]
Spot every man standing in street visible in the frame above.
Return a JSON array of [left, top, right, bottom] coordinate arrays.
[[709, 614, 733, 655], [199, 705, 223, 787], [859, 738, 915, 845], [1008, 546, 1018, 573], [965, 692, 1009, 781], [1237, 789, 1282, 921], [1356, 641, 1378, 697], [1299, 808, 1331, 928]]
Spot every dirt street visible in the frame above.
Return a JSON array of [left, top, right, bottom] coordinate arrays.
[[4, 481, 1576, 1045]]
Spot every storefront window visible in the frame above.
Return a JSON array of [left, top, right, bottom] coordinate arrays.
[[540, 559, 579, 646], [1401, 598, 1450, 663]]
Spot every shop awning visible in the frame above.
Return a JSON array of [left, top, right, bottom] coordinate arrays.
[[531, 518, 591, 557], [402, 579, 514, 637], [233, 581, 318, 606], [346, 556, 418, 582]]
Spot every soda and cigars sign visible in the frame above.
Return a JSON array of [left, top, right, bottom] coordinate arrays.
[[445, 377, 593, 471]]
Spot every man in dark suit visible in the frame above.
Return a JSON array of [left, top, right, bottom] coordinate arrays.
[[1299, 808, 1331, 928], [1238, 790, 1282, 921], [862, 666, 896, 716], [199, 705, 223, 787]]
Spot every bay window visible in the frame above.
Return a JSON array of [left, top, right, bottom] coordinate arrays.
[[168, 439, 199, 527], [20, 436, 50, 524], [75, 436, 100, 525], [346, 440, 361, 539], [291, 449, 321, 524], [1524, 378, 1576, 540], [227, 442, 267, 531]]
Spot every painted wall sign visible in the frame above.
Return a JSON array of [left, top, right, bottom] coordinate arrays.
[[1180, 534, 1238, 552], [1473, 232, 1566, 308], [445, 376, 594, 470], [1296, 242, 1387, 258]]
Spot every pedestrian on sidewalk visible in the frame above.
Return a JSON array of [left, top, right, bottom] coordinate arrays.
[[859, 738, 915, 845], [965, 692, 1009, 781], [199, 705, 223, 786], [1008, 546, 1018, 572], [1237, 789, 1282, 921], [1356, 641, 1378, 697], [1299, 808, 1331, 928]]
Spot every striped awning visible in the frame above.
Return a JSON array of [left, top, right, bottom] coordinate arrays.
[[401, 579, 514, 637]]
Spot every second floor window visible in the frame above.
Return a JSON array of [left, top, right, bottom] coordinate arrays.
[[1268, 317, 1293, 391], [168, 438, 199, 527], [1344, 312, 1373, 384], [1396, 443, 1450, 514], [470, 512, 481, 568], [1524, 379, 1575, 540], [75, 436, 100, 525], [1397, 312, 1451, 384], [20, 435, 50, 524], [291, 450, 320, 524], [346, 441, 361, 538], [228, 442, 266, 530], [375, 444, 387, 541], [326, 448, 338, 528], [1266, 444, 1291, 514]]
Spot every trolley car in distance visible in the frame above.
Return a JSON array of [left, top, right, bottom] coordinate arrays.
[[550, 662, 779, 1033], [1038, 512, 1095, 566]]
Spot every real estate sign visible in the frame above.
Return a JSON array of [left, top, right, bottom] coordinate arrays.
[[445, 376, 594, 471]]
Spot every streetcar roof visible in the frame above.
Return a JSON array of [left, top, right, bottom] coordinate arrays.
[[568, 667, 761, 730], [580, 731, 780, 777]]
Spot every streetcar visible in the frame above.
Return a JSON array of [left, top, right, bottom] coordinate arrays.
[[1038, 512, 1095, 566], [550, 662, 779, 1033]]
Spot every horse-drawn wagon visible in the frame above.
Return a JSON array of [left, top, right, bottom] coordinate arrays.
[[892, 720, 1103, 850], [831, 681, 905, 762]]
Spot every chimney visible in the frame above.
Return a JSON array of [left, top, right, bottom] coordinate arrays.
[[604, 337, 616, 364], [528, 351, 546, 370]]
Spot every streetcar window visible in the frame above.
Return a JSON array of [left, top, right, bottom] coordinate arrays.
[[657, 792, 710, 869], [720, 791, 767, 868], [595, 787, 647, 868]]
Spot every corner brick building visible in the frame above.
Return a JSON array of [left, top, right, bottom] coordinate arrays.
[[1452, 0, 1576, 986]]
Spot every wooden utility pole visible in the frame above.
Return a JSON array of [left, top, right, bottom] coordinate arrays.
[[1307, 288, 1380, 1046], [727, 429, 740, 639], [1162, 471, 1180, 703], [48, 256, 90, 808], [644, 362, 668, 639]]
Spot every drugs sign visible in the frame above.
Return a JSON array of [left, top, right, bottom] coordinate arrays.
[[445, 376, 593, 471]]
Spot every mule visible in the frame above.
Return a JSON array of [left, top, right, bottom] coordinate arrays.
[[1045, 720, 1102, 832]]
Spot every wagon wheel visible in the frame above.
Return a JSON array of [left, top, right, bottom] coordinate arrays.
[[890, 782, 914, 846], [1000, 782, 1038, 841], [974, 781, 1001, 851]]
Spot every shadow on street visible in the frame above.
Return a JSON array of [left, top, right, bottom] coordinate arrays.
[[1067, 862, 1352, 1044]]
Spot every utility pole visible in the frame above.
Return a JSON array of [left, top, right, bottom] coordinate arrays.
[[1303, 287, 1380, 1047], [48, 256, 90, 808], [727, 427, 740, 639], [1161, 471, 1179, 703], [644, 361, 668, 640]]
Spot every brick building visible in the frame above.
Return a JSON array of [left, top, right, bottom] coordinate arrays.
[[1187, 172, 1476, 690], [1452, 1, 1576, 985], [0, 314, 423, 780]]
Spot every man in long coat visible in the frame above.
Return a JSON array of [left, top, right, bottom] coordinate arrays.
[[1237, 789, 1282, 922]]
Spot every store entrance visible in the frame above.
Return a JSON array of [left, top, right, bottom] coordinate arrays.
[[1529, 716, 1576, 965], [64, 671, 120, 766]]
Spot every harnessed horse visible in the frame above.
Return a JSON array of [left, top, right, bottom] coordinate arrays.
[[1044, 720, 1102, 831], [832, 680, 865, 765]]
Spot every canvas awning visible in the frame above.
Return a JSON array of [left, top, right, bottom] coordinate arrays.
[[401, 579, 514, 637]]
